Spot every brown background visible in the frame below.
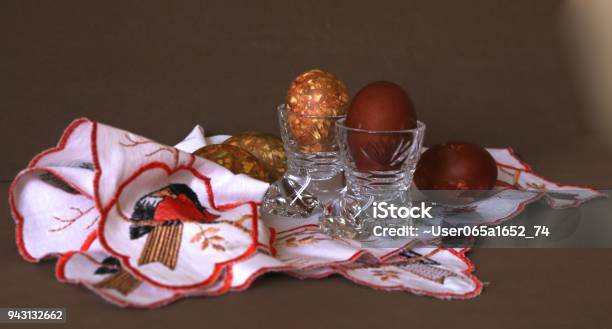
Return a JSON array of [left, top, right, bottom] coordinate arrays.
[[2, 0, 612, 328]]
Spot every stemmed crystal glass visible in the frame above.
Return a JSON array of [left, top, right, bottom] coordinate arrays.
[[319, 119, 426, 239], [261, 105, 345, 217]]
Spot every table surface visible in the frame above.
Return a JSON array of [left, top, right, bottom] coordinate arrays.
[[3, 149, 612, 329]]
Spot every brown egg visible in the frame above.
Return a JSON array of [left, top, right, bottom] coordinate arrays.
[[346, 81, 417, 130], [223, 132, 287, 182], [346, 81, 418, 171], [193, 144, 267, 182], [414, 142, 498, 202]]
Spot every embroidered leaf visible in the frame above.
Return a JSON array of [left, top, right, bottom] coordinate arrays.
[[191, 232, 203, 243], [200, 240, 209, 250], [236, 215, 251, 225], [212, 244, 226, 252], [285, 237, 298, 247], [204, 227, 220, 234], [209, 236, 224, 242], [298, 236, 316, 244]]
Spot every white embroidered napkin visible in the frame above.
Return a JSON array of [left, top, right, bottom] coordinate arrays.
[[9, 118, 603, 307]]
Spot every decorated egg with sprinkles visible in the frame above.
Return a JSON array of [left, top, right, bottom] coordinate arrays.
[[224, 132, 286, 183], [193, 144, 267, 182], [285, 69, 349, 153]]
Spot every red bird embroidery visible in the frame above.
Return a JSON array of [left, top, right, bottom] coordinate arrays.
[[129, 184, 218, 239], [152, 191, 218, 223], [129, 184, 219, 269]]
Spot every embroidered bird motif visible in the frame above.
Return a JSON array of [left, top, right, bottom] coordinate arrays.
[[93, 256, 142, 295], [129, 184, 219, 270]]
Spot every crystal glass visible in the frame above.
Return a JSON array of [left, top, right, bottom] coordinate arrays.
[[320, 119, 426, 239], [261, 105, 345, 217]]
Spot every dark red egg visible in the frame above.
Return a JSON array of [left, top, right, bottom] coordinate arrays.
[[346, 81, 417, 130], [346, 81, 418, 171], [414, 142, 498, 202]]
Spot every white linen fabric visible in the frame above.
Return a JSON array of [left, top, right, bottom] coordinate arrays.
[[9, 118, 603, 307]]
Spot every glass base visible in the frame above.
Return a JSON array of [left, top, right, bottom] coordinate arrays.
[[261, 172, 344, 218], [319, 188, 415, 240]]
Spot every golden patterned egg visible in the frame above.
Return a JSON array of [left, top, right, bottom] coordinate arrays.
[[286, 69, 349, 117], [224, 132, 287, 182], [193, 144, 267, 182], [285, 69, 349, 153]]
